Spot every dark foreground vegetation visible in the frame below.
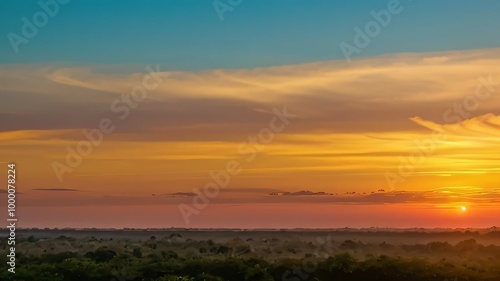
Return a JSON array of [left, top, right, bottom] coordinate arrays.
[[2, 250, 499, 281], [1, 232, 499, 281]]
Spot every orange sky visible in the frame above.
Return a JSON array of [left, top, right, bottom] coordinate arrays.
[[1, 48, 500, 228]]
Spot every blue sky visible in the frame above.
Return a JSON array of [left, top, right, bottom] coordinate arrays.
[[1, 0, 500, 70]]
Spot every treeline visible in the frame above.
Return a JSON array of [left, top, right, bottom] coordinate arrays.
[[1, 248, 499, 281], [1, 236, 499, 281]]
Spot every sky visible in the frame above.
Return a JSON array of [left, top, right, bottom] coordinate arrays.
[[1, 0, 500, 229]]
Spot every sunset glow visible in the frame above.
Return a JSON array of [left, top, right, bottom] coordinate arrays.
[[2, 50, 500, 228], [1, 1, 500, 229]]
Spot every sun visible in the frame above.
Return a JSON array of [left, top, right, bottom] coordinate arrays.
[[460, 206, 467, 212]]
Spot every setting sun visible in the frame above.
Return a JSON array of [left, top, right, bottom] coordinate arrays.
[[461, 206, 468, 212]]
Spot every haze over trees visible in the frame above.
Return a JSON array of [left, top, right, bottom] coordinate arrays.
[[1, 229, 499, 281]]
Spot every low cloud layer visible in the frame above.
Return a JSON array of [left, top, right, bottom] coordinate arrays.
[[7, 187, 500, 207], [32, 188, 81, 192]]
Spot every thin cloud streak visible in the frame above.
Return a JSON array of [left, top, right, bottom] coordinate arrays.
[[32, 188, 81, 192]]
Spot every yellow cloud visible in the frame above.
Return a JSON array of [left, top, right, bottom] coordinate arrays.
[[411, 113, 500, 137]]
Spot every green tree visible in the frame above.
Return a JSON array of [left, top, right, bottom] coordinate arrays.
[[132, 247, 143, 258]]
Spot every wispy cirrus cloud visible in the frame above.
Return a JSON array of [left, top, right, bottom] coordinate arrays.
[[411, 113, 500, 137], [2, 48, 500, 137]]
